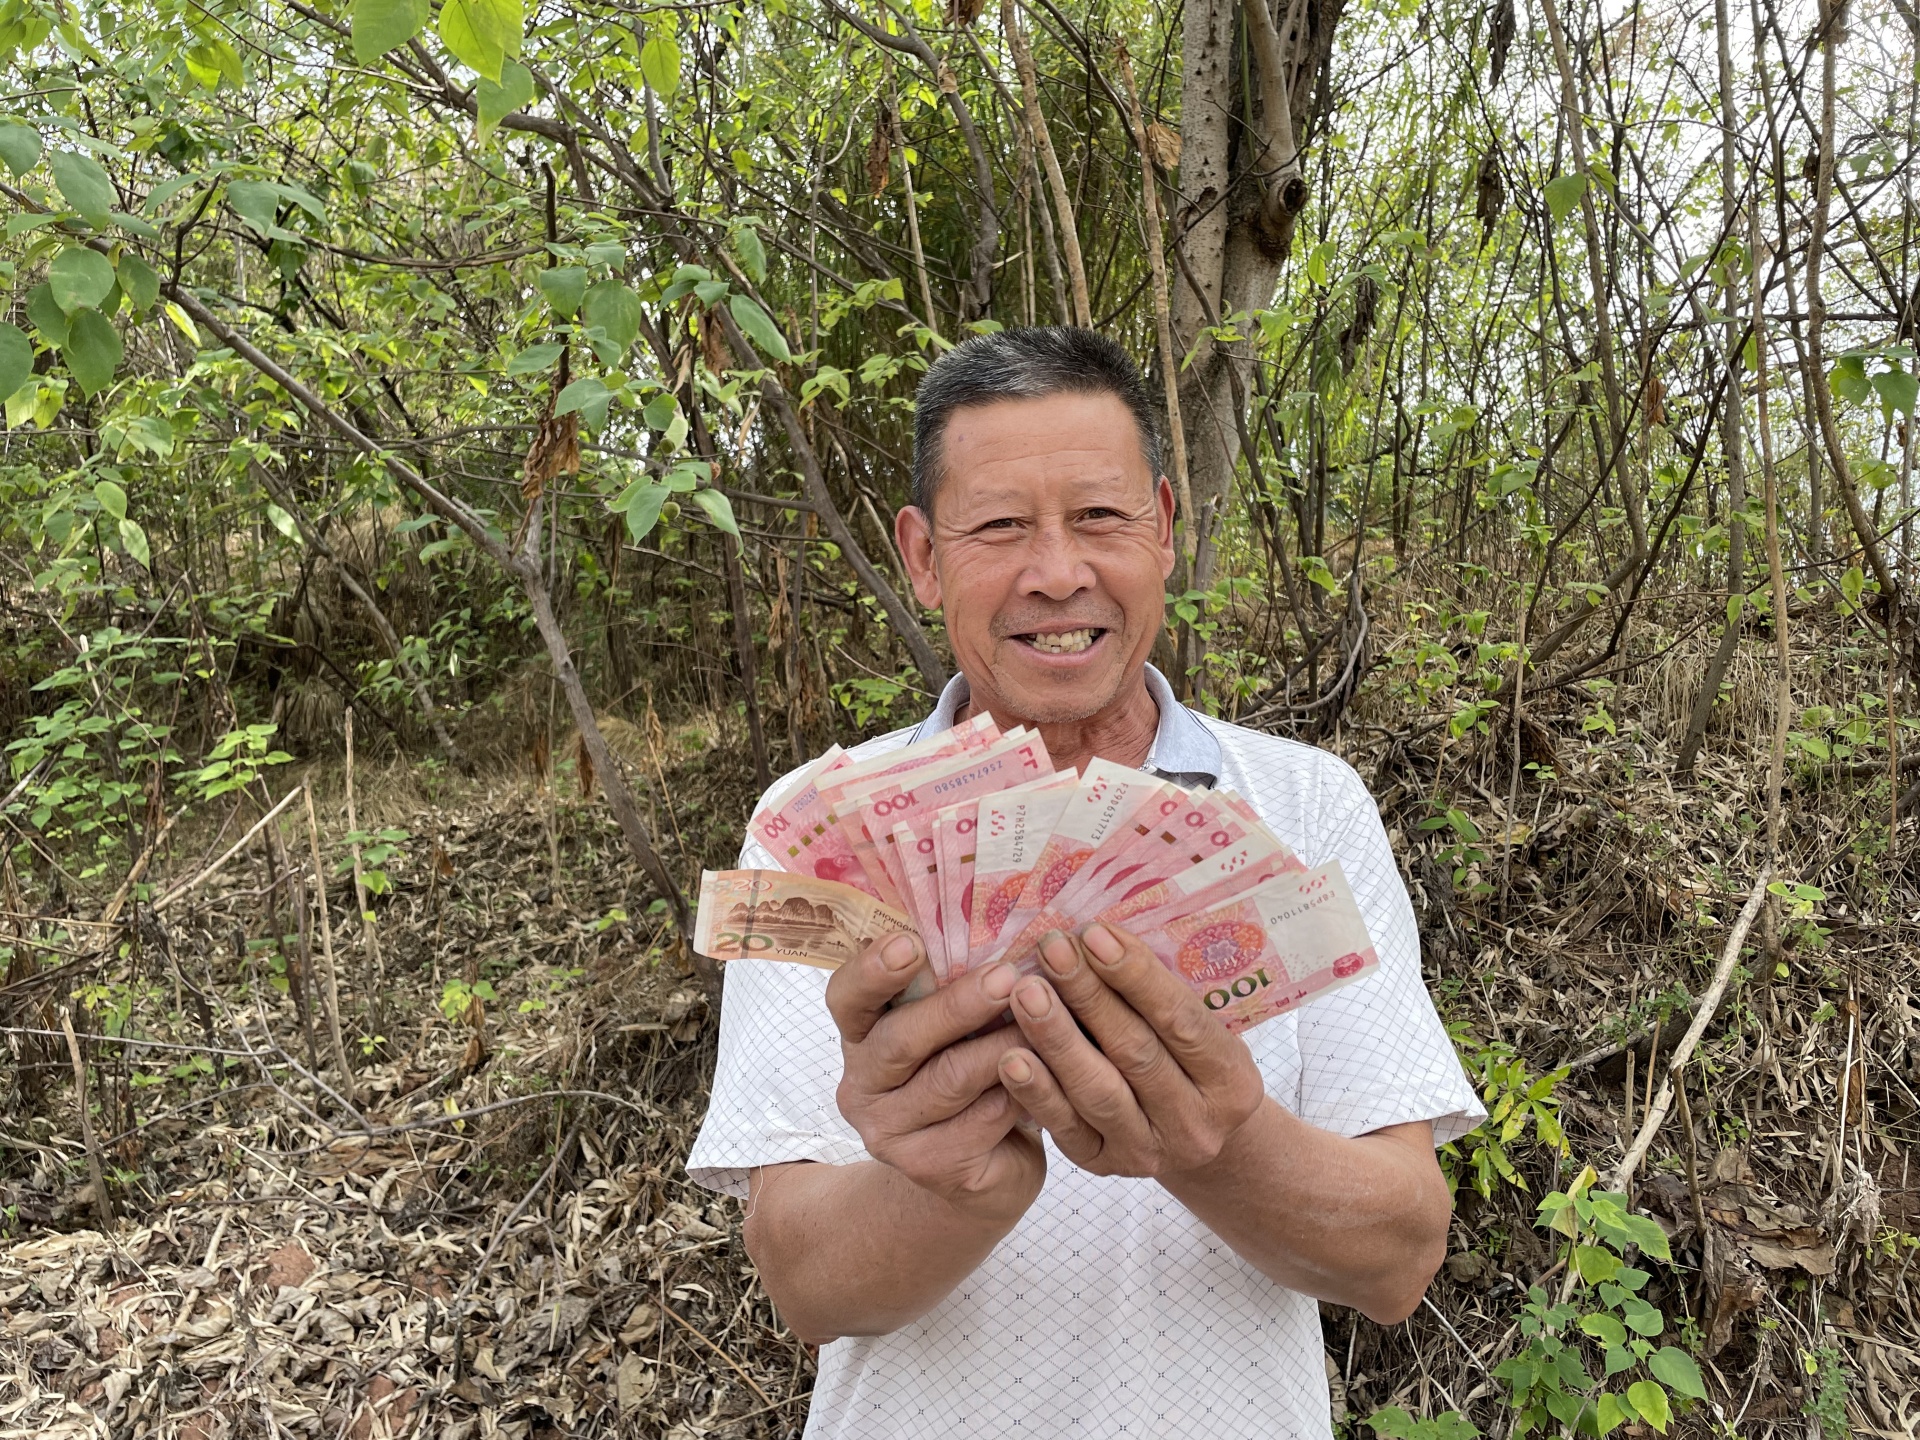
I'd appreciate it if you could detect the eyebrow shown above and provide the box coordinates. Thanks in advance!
[943,471,1145,512]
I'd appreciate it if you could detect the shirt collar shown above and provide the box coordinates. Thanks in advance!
[908,663,1222,787]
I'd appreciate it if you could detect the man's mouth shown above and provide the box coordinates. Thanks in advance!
[1016,627,1106,655]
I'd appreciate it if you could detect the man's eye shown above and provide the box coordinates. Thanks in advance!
[977,517,1022,531]
[1081,508,1125,522]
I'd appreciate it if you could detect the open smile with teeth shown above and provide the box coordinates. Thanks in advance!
[1019,628,1105,655]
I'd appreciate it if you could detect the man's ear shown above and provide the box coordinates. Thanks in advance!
[895,504,944,609]
[1154,476,1177,581]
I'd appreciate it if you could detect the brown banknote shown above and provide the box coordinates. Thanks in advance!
[694,869,914,970]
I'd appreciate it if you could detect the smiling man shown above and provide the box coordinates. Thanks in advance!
[687,327,1483,1439]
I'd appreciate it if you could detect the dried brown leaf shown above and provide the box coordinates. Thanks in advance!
[1144,122,1182,170]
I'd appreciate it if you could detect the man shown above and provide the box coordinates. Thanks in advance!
[688,327,1483,1438]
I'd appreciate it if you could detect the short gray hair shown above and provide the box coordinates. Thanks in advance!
[909,326,1163,518]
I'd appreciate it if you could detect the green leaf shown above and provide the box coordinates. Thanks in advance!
[1622,1301,1666,1337]
[49,150,115,226]
[555,376,610,414]
[1648,1347,1706,1400]
[226,180,296,240]
[640,393,675,431]
[0,122,41,176]
[116,252,159,313]
[475,58,535,138]
[0,323,31,402]
[506,342,565,376]
[1873,367,1918,419]
[554,375,612,429]
[1594,1394,1630,1437]
[729,293,790,363]
[658,262,711,303]
[1840,564,1866,607]
[581,280,641,351]
[538,265,587,317]
[1545,173,1588,223]
[615,478,670,542]
[25,284,67,347]
[641,32,681,97]
[184,37,245,89]
[119,415,173,458]
[1363,1408,1417,1440]
[1829,353,1872,404]
[691,487,738,536]
[1615,1213,1672,1261]
[118,517,150,569]
[1544,1389,1586,1427]
[1573,1245,1621,1284]
[1626,1381,1670,1433]
[729,222,768,284]
[351,0,429,62]
[64,307,122,395]
[49,247,115,313]
[93,479,128,519]
[802,364,851,407]
[5,381,44,430]
[1579,1313,1627,1347]
[663,459,708,491]
[1306,239,1335,286]
[266,503,300,540]
[439,0,521,81]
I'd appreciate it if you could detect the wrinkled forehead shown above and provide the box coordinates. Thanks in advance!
[935,394,1156,518]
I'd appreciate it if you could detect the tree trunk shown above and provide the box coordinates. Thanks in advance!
[1171,0,1350,592]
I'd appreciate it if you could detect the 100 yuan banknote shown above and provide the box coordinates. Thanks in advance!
[1138,862,1377,1031]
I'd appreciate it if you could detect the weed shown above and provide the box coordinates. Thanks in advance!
[1802,1346,1850,1440]
[1493,1166,1707,1435]
[1441,1028,1569,1197]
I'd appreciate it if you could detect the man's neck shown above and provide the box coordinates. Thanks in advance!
[956,672,1161,777]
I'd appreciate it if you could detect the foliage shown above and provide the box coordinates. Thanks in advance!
[1365,1407,1480,1440]
[1494,1167,1707,1437]
[1802,1346,1851,1440]
[339,826,410,896]
[439,977,497,1025]
[1441,1028,1569,1197]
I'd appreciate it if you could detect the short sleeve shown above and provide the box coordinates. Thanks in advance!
[684,812,873,1197]
[1294,760,1485,1145]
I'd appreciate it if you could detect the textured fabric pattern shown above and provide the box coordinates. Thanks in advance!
[687,686,1485,1440]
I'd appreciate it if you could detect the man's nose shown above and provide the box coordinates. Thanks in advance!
[1016,522,1097,600]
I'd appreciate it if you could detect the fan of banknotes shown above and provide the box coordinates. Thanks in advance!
[693,714,1381,1033]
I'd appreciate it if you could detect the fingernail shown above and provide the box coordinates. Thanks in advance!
[1039,930,1077,977]
[1082,922,1124,965]
[981,963,1017,1000]
[883,934,919,970]
[1017,979,1053,1018]
[1002,1053,1034,1084]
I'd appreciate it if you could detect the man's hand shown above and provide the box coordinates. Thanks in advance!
[993,921,1265,1177]
[992,919,1450,1321]
[828,932,1045,1219]
[744,937,1049,1343]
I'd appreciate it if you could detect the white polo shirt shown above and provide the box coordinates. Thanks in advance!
[687,667,1483,1439]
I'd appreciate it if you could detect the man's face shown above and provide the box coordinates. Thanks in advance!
[895,392,1176,726]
